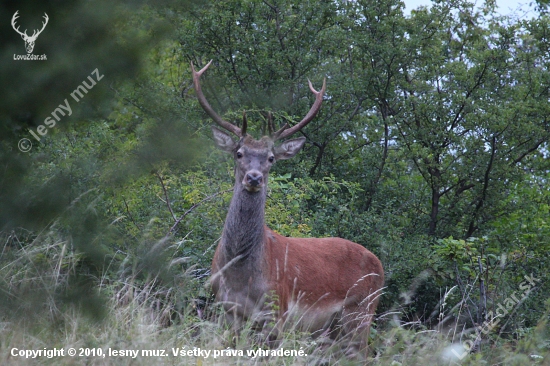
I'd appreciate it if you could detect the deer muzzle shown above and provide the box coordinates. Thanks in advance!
[244,171,263,192]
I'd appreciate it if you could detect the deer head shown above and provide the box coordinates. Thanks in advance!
[191,60,326,192]
[12,11,49,54]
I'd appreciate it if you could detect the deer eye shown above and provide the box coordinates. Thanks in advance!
[268,156,275,163]
[236,152,243,159]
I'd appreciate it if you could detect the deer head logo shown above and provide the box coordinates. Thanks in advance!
[11,11,49,54]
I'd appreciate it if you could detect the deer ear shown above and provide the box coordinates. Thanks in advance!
[274,137,306,160]
[212,127,237,153]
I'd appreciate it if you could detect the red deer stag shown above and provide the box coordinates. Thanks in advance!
[191,60,384,357]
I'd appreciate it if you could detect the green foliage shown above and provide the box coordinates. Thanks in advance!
[267,173,314,237]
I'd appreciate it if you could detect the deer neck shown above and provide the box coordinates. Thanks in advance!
[221,181,267,265]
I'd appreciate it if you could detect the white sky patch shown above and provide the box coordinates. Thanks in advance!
[403,0,537,18]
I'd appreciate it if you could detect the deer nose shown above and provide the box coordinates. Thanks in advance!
[246,172,263,187]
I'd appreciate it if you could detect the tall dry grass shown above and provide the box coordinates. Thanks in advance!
[0,231,548,365]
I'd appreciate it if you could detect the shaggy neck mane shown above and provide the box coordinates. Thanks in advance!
[221,182,266,264]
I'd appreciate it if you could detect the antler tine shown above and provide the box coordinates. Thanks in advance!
[241,111,248,136]
[266,113,274,135]
[32,13,49,38]
[38,13,49,34]
[11,11,26,37]
[274,78,326,141]
[191,60,243,137]
[272,122,289,140]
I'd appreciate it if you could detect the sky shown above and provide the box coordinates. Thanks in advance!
[403,0,537,17]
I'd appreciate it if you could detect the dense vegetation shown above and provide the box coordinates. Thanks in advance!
[1,0,549,364]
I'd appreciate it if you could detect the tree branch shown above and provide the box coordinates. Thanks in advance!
[511,136,548,165]
[167,188,232,237]
[155,172,176,222]
[123,197,141,231]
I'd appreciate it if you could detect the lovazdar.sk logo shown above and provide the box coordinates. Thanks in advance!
[12,10,48,60]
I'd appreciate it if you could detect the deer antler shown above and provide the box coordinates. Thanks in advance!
[272,78,326,141]
[191,61,325,140]
[11,11,48,40]
[191,60,245,137]
[30,13,49,40]
[11,11,26,38]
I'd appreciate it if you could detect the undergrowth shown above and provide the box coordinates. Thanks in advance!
[0,230,548,365]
